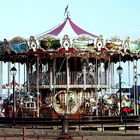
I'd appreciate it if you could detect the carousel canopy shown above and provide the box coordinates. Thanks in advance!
[0,14,140,64]
[36,16,98,39]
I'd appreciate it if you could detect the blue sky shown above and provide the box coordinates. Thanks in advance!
[0,0,140,92]
[0,0,140,40]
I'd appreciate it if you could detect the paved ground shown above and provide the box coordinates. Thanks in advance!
[0,135,139,140]
[0,128,140,140]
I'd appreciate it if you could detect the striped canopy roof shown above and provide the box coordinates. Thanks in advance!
[37,17,98,39]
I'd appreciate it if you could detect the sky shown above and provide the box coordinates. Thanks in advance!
[0,0,140,95]
[0,0,140,40]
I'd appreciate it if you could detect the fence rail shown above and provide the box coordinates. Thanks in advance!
[29,71,106,86]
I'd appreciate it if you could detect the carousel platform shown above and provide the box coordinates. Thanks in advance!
[0,115,139,129]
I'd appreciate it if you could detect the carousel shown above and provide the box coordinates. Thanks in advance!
[0,12,140,119]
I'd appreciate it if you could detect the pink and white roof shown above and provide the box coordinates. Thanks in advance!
[36,16,98,39]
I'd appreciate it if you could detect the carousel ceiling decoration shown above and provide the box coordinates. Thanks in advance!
[10,36,29,53]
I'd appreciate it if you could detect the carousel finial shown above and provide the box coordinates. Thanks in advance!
[64,5,70,18]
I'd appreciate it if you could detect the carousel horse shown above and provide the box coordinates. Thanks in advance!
[101,94,133,116]
[82,96,97,114]
[117,95,132,114]
[89,97,97,113]
[39,97,53,117]
[102,94,119,116]
[83,98,91,113]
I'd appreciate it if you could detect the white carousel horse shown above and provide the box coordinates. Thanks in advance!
[103,94,113,105]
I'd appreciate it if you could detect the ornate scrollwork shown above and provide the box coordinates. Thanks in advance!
[0,39,11,54]
[95,35,104,51]
[29,36,38,51]
[10,36,28,53]
[123,37,130,51]
[62,35,71,50]
[10,36,26,44]
[40,34,61,50]
[53,90,79,115]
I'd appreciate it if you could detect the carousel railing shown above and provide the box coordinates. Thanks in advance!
[29,72,50,85]
[29,71,106,87]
